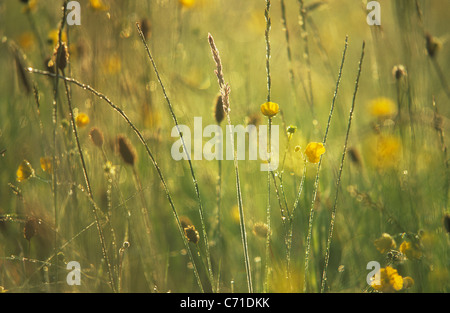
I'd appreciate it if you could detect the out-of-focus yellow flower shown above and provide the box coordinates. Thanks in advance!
[304,142,325,163]
[367,134,401,169]
[369,97,397,118]
[75,113,90,128]
[47,29,67,46]
[371,266,403,293]
[17,160,35,182]
[102,54,122,75]
[89,0,109,11]
[270,261,303,292]
[399,241,422,260]
[260,102,279,118]
[179,0,195,8]
[18,32,35,51]
[374,233,396,254]
[231,205,240,224]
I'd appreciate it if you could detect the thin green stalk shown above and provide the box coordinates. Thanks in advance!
[321,41,365,293]
[136,23,214,291]
[51,0,68,291]
[303,36,348,292]
[216,158,222,243]
[432,97,449,215]
[264,0,272,293]
[297,0,314,117]
[280,0,297,104]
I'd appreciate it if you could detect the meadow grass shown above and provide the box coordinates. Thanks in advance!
[0,0,449,293]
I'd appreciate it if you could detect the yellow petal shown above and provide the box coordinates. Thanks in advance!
[75,113,90,127]
[17,160,35,182]
[304,142,325,163]
[260,102,280,118]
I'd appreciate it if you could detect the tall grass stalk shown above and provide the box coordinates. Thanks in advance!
[279,0,297,104]
[264,0,273,293]
[297,0,314,117]
[136,23,214,291]
[208,33,253,293]
[28,68,205,293]
[321,41,365,293]
[51,0,68,290]
[303,36,348,292]
[432,96,449,215]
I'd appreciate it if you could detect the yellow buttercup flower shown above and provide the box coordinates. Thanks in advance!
[366,134,401,169]
[17,160,35,182]
[369,97,397,118]
[304,142,325,163]
[371,266,403,293]
[75,113,90,128]
[374,233,396,254]
[260,101,279,118]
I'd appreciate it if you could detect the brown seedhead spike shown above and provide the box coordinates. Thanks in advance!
[51,41,69,71]
[214,94,224,124]
[116,135,137,166]
[89,127,104,148]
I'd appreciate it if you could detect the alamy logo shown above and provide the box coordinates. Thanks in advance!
[170,117,279,171]
[367,1,381,25]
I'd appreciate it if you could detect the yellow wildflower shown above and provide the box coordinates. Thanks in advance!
[369,97,397,118]
[399,241,422,260]
[18,32,35,51]
[40,156,53,174]
[17,160,35,182]
[371,266,403,293]
[366,134,401,169]
[75,113,90,128]
[374,233,396,254]
[89,0,109,11]
[304,142,325,163]
[179,0,195,8]
[260,101,280,118]
[103,54,122,75]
